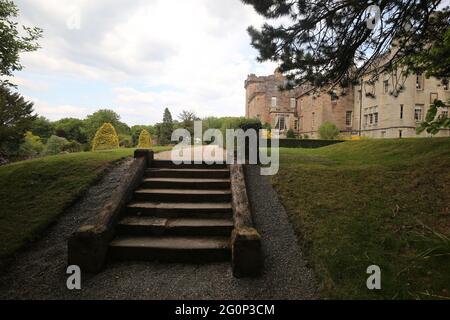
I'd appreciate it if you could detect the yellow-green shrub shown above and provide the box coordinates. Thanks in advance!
[92,123,119,151]
[137,129,152,148]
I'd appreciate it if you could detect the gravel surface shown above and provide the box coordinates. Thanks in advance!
[0,164,318,300]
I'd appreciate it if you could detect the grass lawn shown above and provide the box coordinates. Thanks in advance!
[0,147,170,261]
[272,138,450,299]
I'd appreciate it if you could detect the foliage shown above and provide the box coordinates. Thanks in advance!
[402,28,450,80]
[417,100,450,135]
[202,116,225,132]
[243,0,449,88]
[137,129,152,148]
[237,117,262,131]
[131,125,154,145]
[262,122,272,131]
[118,134,133,148]
[84,109,129,143]
[91,123,120,151]
[0,0,43,87]
[157,107,174,145]
[0,86,35,156]
[53,117,87,144]
[62,140,83,153]
[19,131,44,157]
[409,28,450,134]
[286,128,296,139]
[178,110,199,136]
[30,116,53,142]
[319,122,340,140]
[44,135,69,155]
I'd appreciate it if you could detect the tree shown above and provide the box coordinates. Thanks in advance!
[62,140,83,153]
[118,134,133,148]
[178,110,199,136]
[408,28,450,134]
[0,86,36,156]
[319,122,340,140]
[137,129,152,148]
[158,108,174,145]
[53,117,87,144]
[19,131,44,157]
[417,100,450,135]
[402,28,450,80]
[45,135,69,155]
[0,0,43,87]
[243,0,449,89]
[91,123,119,151]
[31,116,54,142]
[84,109,127,143]
[130,125,155,145]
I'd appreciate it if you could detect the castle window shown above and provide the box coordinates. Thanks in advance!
[290,98,296,109]
[369,113,373,125]
[279,117,285,130]
[400,104,404,119]
[312,112,315,129]
[345,111,352,127]
[374,111,379,124]
[399,130,403,138]
[383,80,389,93]
[271,97,277,108]
[414,106,423,122]
[416,73,424,90]
[275,115,287,130]
[294,120,299,130]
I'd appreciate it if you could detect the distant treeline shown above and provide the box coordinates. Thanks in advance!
[1,99,261,163]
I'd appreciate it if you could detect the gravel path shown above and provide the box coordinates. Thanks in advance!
[0,164,318,299]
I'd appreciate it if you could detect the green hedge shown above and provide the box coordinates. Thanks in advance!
[261,139,344,148]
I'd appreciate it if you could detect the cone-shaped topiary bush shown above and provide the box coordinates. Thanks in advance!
[92,123,120,151]
[137,129,152,148]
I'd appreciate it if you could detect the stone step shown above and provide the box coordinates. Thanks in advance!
[126,201,232,218]
[151,160,228,169]
[141,177,231,190]
[109,236,231,263]
[133,188,232,203]
[116,216,234,236]
[145,168,230,179]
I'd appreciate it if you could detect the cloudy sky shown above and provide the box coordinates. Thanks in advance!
[12,0,277,125]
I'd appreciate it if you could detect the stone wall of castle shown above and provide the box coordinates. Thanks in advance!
[354,71,450,138]
[298,86,355,139]
[245,70,301,137]
[245,69,450,139]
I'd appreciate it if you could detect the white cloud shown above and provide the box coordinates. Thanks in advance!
[13,0,277,125]
[5,76,49,92]
[28,97,89,120]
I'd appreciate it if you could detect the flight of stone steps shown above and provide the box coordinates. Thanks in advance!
[108,160,233,263]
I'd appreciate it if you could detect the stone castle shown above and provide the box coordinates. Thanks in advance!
[245,69,450,139]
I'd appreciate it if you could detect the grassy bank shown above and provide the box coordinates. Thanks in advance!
[0,147,170,260]
[273,138,450,299]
